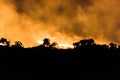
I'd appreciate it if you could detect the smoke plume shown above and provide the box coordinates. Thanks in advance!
[0,0,119,47]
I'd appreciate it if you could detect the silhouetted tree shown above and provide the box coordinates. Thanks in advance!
[80,39,94,46]
[6,41,10,47]
[43,38,50,47]
[12,41,24,48]
[73,42,80,48]
[50,42,58,48]
[0,38,10,47]
[109,43,117,49]
[118,45,120,49]
[79,39,87,46]
[0,38,7,43]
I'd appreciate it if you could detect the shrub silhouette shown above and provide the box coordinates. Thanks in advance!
[109,43,117,47]
[50,42,58,48]
[0,37,10,47]
[80,39,94,46]
[73,39,95,48]
[11,41,24,48]
[43,38,50,47]
[73,42,80,48]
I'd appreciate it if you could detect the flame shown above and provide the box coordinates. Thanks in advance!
[36,34,77,49]
[37,39,74,49]
[0,0,119,48]
[57,43,74,49]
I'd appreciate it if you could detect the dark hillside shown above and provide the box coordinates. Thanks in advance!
[0,38,120,72]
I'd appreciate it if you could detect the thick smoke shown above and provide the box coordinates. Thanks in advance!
[0,0,119,47]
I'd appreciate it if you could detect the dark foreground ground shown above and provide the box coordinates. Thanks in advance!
[0,44,120,73]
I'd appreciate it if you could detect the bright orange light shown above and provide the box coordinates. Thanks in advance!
[57,43,74,49]
[0,0,118,48]
[37,39,74,49]
[37,40,43,45]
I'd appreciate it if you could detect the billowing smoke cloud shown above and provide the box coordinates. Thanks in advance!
[0,0,119,47]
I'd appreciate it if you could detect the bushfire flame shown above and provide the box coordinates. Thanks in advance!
[0,0,119,48]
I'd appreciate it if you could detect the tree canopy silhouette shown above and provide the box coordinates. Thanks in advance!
[0,37,10,47]
[73,39,95,48]
[79,39,94,46]
[43,38,50,47]
[11,41,24,48]
[50,42,58,48]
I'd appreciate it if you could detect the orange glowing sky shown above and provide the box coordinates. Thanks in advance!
[0,0,119,48]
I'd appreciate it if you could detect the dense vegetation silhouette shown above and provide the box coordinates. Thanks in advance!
[1,37,120,72]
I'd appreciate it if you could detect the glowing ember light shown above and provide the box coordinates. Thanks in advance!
[58,43,74,49]
[37,39,74,49]
[0,43,6,46]
[0,0,119,48]
[37,40,43,45]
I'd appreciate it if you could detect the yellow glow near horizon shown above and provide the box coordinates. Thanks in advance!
[37,39,74,49]
[57,43,74,49]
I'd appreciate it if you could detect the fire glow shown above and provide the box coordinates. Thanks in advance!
[0,0,119,48]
